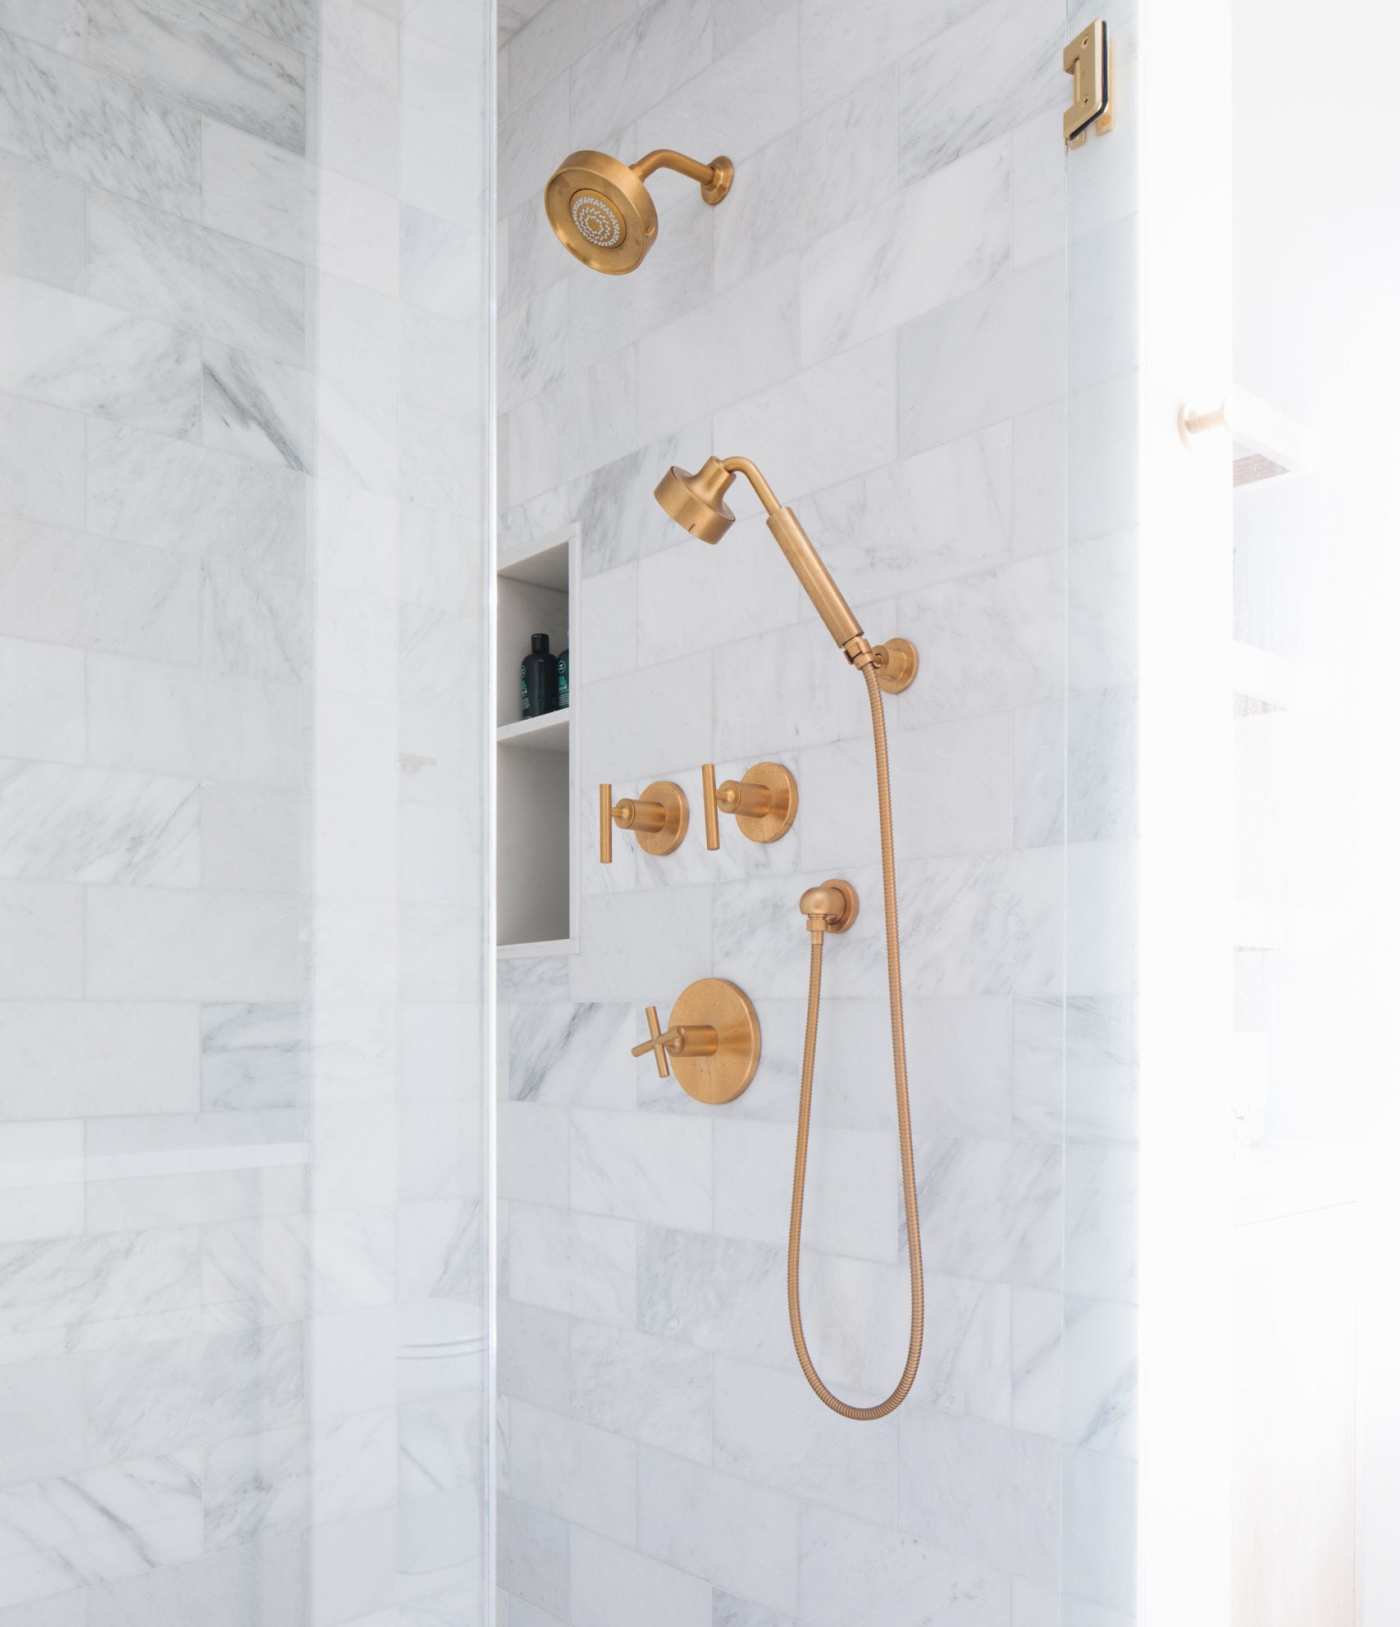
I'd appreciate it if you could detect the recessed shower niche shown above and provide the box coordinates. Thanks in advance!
[496,526,579,952]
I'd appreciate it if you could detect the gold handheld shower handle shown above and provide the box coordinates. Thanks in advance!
[701,761,799,849]
[630,1004,720,1078]
[598,780,689,863]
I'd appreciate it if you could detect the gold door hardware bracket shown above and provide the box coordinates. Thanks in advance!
[701,761,799,848]
[598,780,689,863]
[1063,19,1112,148]
[630,978,761,1104]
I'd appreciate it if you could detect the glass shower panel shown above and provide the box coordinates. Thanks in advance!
[0,2,494,1623]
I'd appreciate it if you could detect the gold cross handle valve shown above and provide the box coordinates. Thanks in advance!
[628,978,762,1104]
[701,761,799,849]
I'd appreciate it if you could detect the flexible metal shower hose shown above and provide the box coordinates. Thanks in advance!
[786,664,925,1419]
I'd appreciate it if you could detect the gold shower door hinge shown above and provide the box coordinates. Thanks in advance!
[1063,19,1113,147]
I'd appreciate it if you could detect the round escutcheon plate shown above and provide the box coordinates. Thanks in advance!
[668,977,761,1104]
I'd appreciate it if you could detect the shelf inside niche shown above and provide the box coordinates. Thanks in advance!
[496,526,577,956]
[498,709,569,751]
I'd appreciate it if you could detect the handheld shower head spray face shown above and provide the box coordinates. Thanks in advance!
[545,148,734,275]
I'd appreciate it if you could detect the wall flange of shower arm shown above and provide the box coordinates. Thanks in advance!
[545,148,734,274]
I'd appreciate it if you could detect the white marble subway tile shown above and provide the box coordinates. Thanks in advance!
[570,1108,712,1231]
[396,1196,483,1305]
[1058,1295,1135,1455]
[203,1210,391,1322]
[573,421,708,575]
[0,1,84,56]
[497,72,569,219]
[1065,840,1133,997]
[1063,1140,1135,1302]
[1067,532,1135,692]
[914,1133,1061,1287]
[637,1226,790,1368]
[399,1091,480,1201]
[715,333,896,506]
[0,760,198,886]
[1067,216,1136,393]
[400,1388,483,1502]
[898,850,1064,998]
[86,192,306,366]
[631,5,799,165]
[798,0,971,111]
[1009,1285,1060,1436]
[1013,994,1134,1145]
[1066,686,1135,842]
[0,276,200,437]
[714,1355,898,1522]
[507,1003,635,1107]
[322,0,399,97]
[902,995,1016,1140]
[0,517,201,665]
[577,563,638,684]
[798,713,1014,874]
[0,1451,203,1607]
[715,68,898,295]
[498,1493,569,1619]
[637,512,805,663]
[0,637,85,763]
[898,0,1063,186]
[570,1317,712,1462]
[83,0,307,152]
[801,137,1011,365]
[1062,1446,1135,1614]
[714,1119,897,1263]
[1011,109,1066,268]
[498,1297,571,1413]
[898,551,1064,727]
[1011,398,1065,559]
[571,884,712,1004]
[504,1106,569,1210]
[0,1355,84,1488]
[498,0,556,43]
[204,1424,308,1549]
[638,256,800,441]
[0,880,82,997]
[0,1182,83,1243]
[499,277,568,412]
[714,1590,792,1627]
[713,618,867,762]
[82,1533,309,1627]
[308,56,398,194]
[0,1225,199,1339]
[569,0,712,150]
[0,31,202,218]
[802,421,1013,604]
[506,343,637,504]
[1067,378,1136,546]
[202,339,312,470]
[800,1503,1008,1626]
[201,558,307,681]
[712,862,883,1003]
[905,1272,1013,1423]
[0,392,84,530]
[202,117,309,260]
[87,655,304,787]
[86,419,306,574]
[898,1408,1059,1582]
[1013,700,1064,849]
[898,254,1066,455]
[402,96,483,223]
[0,154,84,289]
[638,1446,799,1617]
[507,1200,637,1326]
[572,1525,711,1627]
[402,205,479,320]
[200,783,302,894]
[86,887,303,1002]
[504,0,630,111]
[502,1395,636,1544]
[0,1003,198,1120]
[85,1162,306,1234]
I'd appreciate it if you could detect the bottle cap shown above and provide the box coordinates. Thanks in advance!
[530,633,550,653]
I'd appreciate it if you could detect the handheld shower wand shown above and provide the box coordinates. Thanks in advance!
[655,456,924,1420]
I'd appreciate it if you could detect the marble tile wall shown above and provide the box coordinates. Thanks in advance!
[0,1,493,1623]
[497,1,1139,1624]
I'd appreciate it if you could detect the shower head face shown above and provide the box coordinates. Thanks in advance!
[654,460,737,543]
[544,151,658,274]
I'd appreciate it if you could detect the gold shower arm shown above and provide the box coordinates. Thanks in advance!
[720,457,782,515]
[630,149,733,204]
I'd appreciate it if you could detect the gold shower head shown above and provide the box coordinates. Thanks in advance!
[544,148,734,275]
[654,458,737,542]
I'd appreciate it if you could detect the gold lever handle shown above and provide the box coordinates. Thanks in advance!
[598,780,690,863]
[700,761,798,849]
[631,1005,671,1077]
